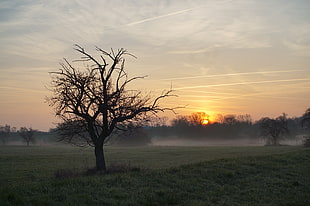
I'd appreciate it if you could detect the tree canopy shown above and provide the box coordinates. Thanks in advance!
[47,45,175,171]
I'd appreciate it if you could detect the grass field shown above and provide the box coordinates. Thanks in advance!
[0,145,309,205]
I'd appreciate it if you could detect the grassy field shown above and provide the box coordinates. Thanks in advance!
[0,145,309,205]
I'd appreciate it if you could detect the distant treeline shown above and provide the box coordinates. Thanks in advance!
[145,112,308,144]
[0,125,57,145]
[1,109,310,146]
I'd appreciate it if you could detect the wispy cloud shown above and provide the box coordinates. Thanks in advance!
[174,78,310,90]
[126,7,197,26]
[184,93,265,103]
[0,86,46,94]
[162,69,304,81]
[179,85,307,103]
[168,48,214,54]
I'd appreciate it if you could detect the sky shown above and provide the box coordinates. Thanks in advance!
[0,0,310,131]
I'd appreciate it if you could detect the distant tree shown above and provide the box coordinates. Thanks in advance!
[19,127,35,146]
[0,124,11,145]
[11,127,17,133]
[171,115,190,128]
[258,113,289,145]
[150,116,168,127]
[236,114,252,125]
[214,114,225,124]
[301,108,310,147]
[301,108,310,130]
[47,45,175,172]
[189,112,209,126]
[223,115,237,125]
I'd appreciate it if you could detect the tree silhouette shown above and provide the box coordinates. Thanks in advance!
[19,127,35,146]
[301,108,310,147]
[258,113,289,145]
[223,115,237,125]
[301,108,310,130]
[189,112,209,126]
[47,45,175,171]
[0,125,10,145]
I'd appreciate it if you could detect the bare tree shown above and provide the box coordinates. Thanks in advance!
[214,114,225,124]
[223,115,237,125]
[19,127,35,146]
[301,108,310,147]
[47,45,175,171]
[258,113,289,145]
[171,115,190,128]
[0,124,11,145]
[189,112,209,126]
[236,114,252,125]
[301,108,310,130]
[146,116,168,127]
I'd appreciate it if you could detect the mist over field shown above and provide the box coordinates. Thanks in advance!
[1,135,304,147]
[1,111,307,147]
[151,136,306,147]
[151,137,263,147]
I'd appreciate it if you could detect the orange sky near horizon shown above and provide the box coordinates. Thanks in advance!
[1,0,310,131]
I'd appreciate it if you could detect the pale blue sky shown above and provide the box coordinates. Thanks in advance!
[0,0,310,130]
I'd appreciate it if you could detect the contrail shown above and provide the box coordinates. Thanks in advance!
[184,92,277,103]
[125,1,235,27]
[0,86,46,94]
[162,69,305,81]
[174,78,310,90]
[126,7,195,26]
[183,86,306,104]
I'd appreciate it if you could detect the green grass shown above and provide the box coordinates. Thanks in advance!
[0,145,309,205]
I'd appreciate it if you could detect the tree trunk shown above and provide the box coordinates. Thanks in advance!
[95,144,106,172]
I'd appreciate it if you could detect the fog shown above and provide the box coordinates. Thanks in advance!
[3,140,64,147]
[1,126,306,147]
[150,136,305,147]
[151,137,264,147]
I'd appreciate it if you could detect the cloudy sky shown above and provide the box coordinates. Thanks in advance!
[1,0,310,131]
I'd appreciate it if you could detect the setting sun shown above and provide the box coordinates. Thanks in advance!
[202,119,209,125]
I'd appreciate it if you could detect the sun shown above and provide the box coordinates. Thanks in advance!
[202,119,209,125]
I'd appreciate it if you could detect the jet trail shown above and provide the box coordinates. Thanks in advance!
[162,69,305,81]
[0,86,46,94]
[174,78,310,90]
[126,8,195,26]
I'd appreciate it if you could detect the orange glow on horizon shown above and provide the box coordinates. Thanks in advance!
[202,119,209,125]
